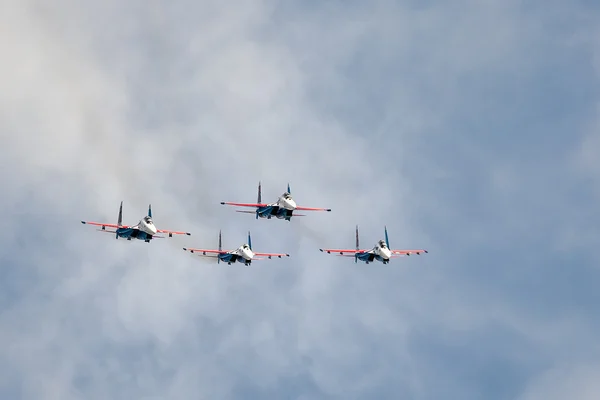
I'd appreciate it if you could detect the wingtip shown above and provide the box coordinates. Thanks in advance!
[286,254,290,257]
[326,209,332,212]
[319,249,323,252]
[186,232,191,236]
[182,247,187,251]
[81,221,86,224]
[220,202,225,205]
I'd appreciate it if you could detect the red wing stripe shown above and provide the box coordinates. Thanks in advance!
[220,202,268,208]
[81,221,125,228]
[253,252,290,257]
[295,206,332,211]
[319,249,365,254]
[183,248,228,254]
[391,249,429,255]
[157,229,191,235]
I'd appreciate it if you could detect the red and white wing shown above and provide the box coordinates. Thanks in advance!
[220,202,268,208]
[319,248,367,257]
[390,249,428,256]
[157,229,191,236]
[253,252,290,259]
[183,247,228,258]
[234,210,307,216]
[295,206,332,212]
[81,221,129,229]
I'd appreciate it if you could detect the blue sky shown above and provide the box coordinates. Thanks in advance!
[2,0,600,399]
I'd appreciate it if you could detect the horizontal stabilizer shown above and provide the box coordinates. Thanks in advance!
[189,253,220,258]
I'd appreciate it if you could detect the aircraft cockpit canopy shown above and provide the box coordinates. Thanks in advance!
[282,192,291,199]
[243,244,250,249]
[144,216,153,223]
[379,240,387,248]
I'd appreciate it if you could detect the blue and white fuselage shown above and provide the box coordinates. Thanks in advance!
[217,244,255,265]
[81,202,191,243]
[115,216,158,242]
[320,226,428,264]
[221,182,331,221]
[256,192,298,221]
[356,240,393,264]
[184,230,290,266]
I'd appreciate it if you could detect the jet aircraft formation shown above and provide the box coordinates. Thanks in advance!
[81,182,428,266]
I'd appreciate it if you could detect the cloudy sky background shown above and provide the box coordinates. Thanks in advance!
[2,0,600,398]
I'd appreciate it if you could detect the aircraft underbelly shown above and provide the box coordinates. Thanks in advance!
[220,253,237,263]
[117,228,152,241]
[258,206,276,218]
[117,227,134,238]
[357,252,374,262]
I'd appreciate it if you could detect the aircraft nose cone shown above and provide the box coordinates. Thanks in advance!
[149,224,157,235]
[287,199,297,209]
[382,248,391,259]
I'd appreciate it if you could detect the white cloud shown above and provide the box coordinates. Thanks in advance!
[518,364,600,400]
